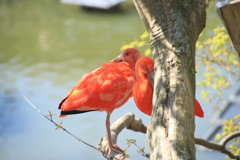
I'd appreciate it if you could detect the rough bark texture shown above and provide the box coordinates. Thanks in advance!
[133,0,206,160]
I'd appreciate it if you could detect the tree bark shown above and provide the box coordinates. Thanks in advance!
[133,0,206,160]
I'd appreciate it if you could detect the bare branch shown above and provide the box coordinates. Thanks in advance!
[24,95,239,160]
[23,96,101,153]
[100,112,239,160]
[195,131,240,160]
[97,112,148,160]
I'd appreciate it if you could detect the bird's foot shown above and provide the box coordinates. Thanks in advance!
[105,144,124,154]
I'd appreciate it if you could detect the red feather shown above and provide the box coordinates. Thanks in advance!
[133,57,204,118]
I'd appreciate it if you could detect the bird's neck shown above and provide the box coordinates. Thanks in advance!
[126,61,136,70]
[136,70,148,82]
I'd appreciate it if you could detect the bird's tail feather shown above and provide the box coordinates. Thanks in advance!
[60,109,99,117]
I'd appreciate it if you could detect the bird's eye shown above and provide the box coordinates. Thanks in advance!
[125,52,129,55]
[146,67,150,70]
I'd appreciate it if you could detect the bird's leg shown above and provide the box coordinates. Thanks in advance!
[106,113,113,148]
[105,113,123,153]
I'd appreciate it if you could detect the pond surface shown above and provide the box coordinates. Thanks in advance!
[0,0,230,160]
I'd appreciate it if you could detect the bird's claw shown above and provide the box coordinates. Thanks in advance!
[105,144,124,154]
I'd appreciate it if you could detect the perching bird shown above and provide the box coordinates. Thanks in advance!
[59,48,142,152]
[132,57,204,117]
[132,57,154,116]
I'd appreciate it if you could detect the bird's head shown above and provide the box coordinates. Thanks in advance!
[111,48,142,69]
[135,57,154,77]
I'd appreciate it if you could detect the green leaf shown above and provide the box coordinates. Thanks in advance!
[144,48,151,56]
[236,148,240,156]
[214,133,221,142]
[138,147,145,154]
[55,121,63,130]
[234,114,240,119]
[201,90,210,100]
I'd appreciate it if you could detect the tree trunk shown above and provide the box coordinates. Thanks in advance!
[133,0,206,160]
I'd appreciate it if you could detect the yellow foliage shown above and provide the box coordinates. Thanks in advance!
[121,31,150,55]
[214,114,240,158]
[144,48,152,56]
[196,26,240,107]
[122,25,240,160]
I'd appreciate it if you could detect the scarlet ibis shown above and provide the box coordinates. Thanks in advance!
[59,48,142,152]
[132,57,204,118]
[132,57,154,116]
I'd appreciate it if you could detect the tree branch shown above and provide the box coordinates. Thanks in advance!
[100,112,240,160]
[97,112,148,160]
[197,53,240,78]
[195,131,240,160]
[23,95,121,160]
[23,95,99,150]
[24,94,239,160]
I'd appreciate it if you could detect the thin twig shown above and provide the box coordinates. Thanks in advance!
[24,95,240,160]
[132,142,150,158]
[197,53,240,78]
[23,95,99,150]
[23,95,123,160]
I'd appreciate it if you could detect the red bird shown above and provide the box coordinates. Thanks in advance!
[132,57,204,117]
[59,48,142,152]
[132,57,154,116]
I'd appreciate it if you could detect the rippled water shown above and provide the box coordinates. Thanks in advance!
[0,0,228,160]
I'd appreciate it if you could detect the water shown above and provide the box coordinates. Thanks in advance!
[0,0,233,160]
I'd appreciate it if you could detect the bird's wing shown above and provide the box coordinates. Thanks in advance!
[59,62,135,114]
